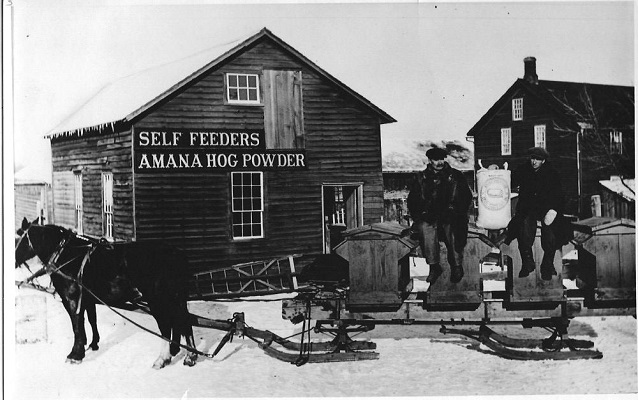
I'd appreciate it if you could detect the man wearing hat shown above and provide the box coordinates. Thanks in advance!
[506,146,567,280]
[407,147,473,284]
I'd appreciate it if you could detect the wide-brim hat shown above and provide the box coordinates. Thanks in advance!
[527,146,549,160]
[426,147,448,160]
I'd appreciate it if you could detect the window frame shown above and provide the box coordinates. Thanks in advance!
[534,124,546,148]
[501,127,512,155]
[226,73,261,105]
[73,171,83,234]
[102,172,114,240]
[610,130,623,154]
[512,98,523,121]
[231,171,264,240]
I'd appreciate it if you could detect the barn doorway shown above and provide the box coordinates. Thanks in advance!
[322,184,363,253]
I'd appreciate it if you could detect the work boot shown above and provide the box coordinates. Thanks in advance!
[450,265,464,283]
[426,263,443,284]
[540,251,557,281]
[518,249,536,278]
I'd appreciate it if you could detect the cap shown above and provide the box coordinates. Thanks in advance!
[527,147,549,160]
[426,147,448,160]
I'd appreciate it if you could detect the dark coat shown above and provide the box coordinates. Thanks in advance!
[511,160,564,220]
[407,162,473,246]
[507,160,573,246]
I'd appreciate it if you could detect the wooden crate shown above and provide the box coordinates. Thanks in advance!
[334,222,417,312]
[424,229,488,311]
[572,217,635,307]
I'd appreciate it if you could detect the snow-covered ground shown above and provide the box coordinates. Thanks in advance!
[8,263,638,399]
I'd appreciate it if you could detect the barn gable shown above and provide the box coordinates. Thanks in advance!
[48,28,395,275]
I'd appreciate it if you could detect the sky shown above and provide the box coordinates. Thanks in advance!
[5,0,635,182]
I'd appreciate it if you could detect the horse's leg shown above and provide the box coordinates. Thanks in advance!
[59,287,87,363]
[85,300,100,351]
[182,322,198,367]
[178,303,198,367]
[152,315,173,369]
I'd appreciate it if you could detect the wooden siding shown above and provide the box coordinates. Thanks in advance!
[14,184,53,229]
[133,38,384,274]
[52,171,75,228]
[472,89,581,215]
[50,131,134,239]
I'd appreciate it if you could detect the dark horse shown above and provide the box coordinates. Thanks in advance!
[15,219,198,369]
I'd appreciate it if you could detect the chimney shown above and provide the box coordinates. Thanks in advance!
[523,56,538,85]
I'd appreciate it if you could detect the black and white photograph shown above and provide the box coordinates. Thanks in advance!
[5,0,636,398]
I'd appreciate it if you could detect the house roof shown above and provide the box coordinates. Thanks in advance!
[599,176,635,202]
[466,78,634,137]
[47,28,395,139]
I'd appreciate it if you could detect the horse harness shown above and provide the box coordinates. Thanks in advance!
[19,228,101,313]
[17,227,218,360]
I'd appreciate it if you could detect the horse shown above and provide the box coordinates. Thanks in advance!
[15,220,198,369]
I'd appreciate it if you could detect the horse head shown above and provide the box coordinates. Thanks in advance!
[15,222,69,269]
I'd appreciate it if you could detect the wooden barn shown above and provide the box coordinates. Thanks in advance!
[46,28,395,277]
[14,166,53,230]
[466,57,634,217]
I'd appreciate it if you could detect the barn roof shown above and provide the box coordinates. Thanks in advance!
[47,28,395,139]
[466,78,634,137]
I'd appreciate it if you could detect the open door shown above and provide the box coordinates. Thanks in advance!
[322,184,363,253]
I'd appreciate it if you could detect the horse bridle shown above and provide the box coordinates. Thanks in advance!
[17,227,90,285]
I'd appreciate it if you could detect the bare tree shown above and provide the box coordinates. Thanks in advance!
[550,84,635,200]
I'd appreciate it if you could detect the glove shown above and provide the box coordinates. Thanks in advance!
[544,209,557,226]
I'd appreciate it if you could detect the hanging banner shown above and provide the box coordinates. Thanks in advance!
[133,128,307,171]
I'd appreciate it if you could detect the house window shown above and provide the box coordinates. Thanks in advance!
[226,73,260,104]
[610,130,623,154]
[534,125,546,148]
[501,128,512,155]
[102,172,114,240]
[512,98,523,121]
[74,171,83,234]
[231,171,264,239]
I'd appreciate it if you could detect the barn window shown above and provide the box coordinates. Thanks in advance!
[226,73,260,104]
[610,130,623,154]
[512,98,523,121]
[231,172,264,239]
[501,128,512,155]
[74,171,83,234]
[534,125,546,148]
[263,70,304,149]
[102,172,114,240]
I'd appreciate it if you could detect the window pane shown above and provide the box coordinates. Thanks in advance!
[228,75,237,86]
[238,75,247,86]
[239,88,248,100]
[248,75,257,87]
[252,173,261,185]
[248,88,258,101]
[229,89,238,101]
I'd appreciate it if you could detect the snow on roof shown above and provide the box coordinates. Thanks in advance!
[47,28,395,139]
[46,36,246,138]
[600,176,635,201]
[15,164,51,185]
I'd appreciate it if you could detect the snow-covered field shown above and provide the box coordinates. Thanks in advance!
[8,264,638,399]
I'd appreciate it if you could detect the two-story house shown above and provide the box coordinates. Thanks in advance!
[466,57,634,217]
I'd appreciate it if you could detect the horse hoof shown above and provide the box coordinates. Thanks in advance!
[183,354,198,367]
[152,358,171,369]
[89,344,99,351]
[66,358,82,365]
